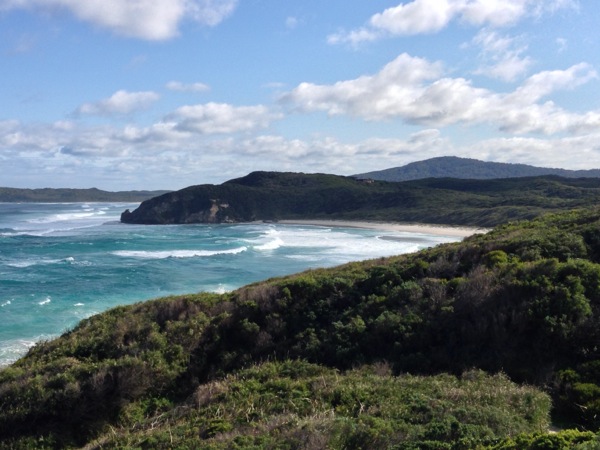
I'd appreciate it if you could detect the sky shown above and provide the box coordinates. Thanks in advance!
[1,0,599,190]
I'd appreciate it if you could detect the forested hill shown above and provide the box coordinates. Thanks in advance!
[354,156,600,182]
[0,187,170,202]
[5,208,600,447]
[121,171,600,227]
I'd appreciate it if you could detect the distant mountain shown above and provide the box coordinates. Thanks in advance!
[0,187,171,202]
[121,171,600,228]
[354,156,600,182]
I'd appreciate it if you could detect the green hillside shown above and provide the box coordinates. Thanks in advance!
[5,209,600,447]
[0,187,170,202]
[121,171,600,227]
[354,156,600,182]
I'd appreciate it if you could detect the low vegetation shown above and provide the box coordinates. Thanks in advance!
[5,208,600,447]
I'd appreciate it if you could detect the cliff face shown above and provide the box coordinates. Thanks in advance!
[121,194,234,224]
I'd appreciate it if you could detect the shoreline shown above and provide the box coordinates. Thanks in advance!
[275,220,489,238]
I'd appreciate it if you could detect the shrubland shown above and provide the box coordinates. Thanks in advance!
[5,208,600,447]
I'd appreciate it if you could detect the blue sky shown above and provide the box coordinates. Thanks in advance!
[1,0,598,190]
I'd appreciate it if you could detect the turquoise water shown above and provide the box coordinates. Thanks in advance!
[0,203,460,366]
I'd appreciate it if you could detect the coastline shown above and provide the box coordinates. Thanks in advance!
[276,220,489,238]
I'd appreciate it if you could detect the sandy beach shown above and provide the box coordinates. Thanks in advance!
[276,220,489,238]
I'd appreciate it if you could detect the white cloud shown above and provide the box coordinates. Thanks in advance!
[327,28,380,46]
[166,81,210,93]
[370,0,457,35]
[459,0,529,27]
[233,131,452,175]
[511,63,597,103]
[471,30,533,82]
[185,0,238,27]
[75,90,160,116]
[469,133,600,170]
[168,102,282,134]
[0,0,238,40]
[3,113,600,190]
[329,0,578,45]
[282,53,599,135]
[281,53,444,121]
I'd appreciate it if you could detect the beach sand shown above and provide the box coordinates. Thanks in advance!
[276,220,489,238]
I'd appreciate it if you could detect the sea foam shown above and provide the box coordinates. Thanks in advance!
[112,247,248,259]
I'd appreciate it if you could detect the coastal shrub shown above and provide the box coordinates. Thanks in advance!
[488,429,600,449]
[79,361,550,449]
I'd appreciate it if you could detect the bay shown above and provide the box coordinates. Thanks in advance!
[0,202,460,366]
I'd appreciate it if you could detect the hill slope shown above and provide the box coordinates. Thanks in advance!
[0,187,170,202]
[4,208,600,447]
[121,171,600,227]
[354,156,600,182]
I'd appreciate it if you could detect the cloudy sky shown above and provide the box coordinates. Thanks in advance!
[1,0,598,190]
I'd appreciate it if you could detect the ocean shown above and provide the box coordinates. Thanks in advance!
[0,202,461,367]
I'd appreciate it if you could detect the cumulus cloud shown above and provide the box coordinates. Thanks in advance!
[0,0,238,40]
[282,53,599,135]
[511,63,597,103]
[167,102,282,134]
[281,53,444,121]
[328,0,578,45]
[166,81,210,93]
[75,90,160,116]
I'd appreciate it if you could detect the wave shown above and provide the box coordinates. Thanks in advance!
[4,221,111,237]
[254,237,284,251]
[112,247,248,259]
[26,211,106,224]
[6,256,80,268]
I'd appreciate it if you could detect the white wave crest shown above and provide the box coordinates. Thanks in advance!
[6,256,77,268]
[112,247,248,259]
[27,211,103,224]
[0,335,57,367]
[254,237,284,251]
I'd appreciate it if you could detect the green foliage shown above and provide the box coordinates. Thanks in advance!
[80,361,551,449]
[121,171,600,227]
[8,208,600,446]
[489,429,600,449]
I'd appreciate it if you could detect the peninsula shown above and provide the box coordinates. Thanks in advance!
[121,171,600,228]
